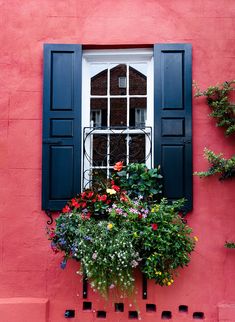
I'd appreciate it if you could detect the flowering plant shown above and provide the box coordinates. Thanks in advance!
[48,162,196,297]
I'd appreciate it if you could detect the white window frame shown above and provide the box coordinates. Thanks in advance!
[82,49,154,189]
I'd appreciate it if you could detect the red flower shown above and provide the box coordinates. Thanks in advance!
[112,184,120,192]
[81,202,87,208]
[138,214,143,219]
[98,194,107,202]
[62,205,70,213]
[49,228,56,238]
[81,192,87,199]
[114,161,123,171]
[111,180,115,185]
[71,198,80,208]
[87,191,94,198]
[151,223,158,231]
[120,193,128,202]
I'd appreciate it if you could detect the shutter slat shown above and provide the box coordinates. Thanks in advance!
[42,44,82,211]
[154,44,192,212]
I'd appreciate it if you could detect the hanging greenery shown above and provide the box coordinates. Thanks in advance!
[194,148,235,180]
[194,80,235,136]
[47,162,196,298]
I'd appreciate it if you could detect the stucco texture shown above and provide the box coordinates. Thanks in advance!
[0,0,235,321]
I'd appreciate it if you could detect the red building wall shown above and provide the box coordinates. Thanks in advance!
[1,1,235,321]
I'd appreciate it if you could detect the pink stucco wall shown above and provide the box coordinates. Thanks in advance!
[1,1,235,321]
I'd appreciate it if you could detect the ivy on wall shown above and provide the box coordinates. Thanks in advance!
[194,80,235,180]
[194,80,235,136]
[194,148,235,180]
[194,80,235,248]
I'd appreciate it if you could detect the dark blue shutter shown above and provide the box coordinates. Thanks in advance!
[42,44,82,211]
[154,44,192,212]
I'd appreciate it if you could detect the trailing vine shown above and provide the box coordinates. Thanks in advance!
[194,80,235,247]
[194,148,235,180]
[225,241,235,249]
[194,80,235,136]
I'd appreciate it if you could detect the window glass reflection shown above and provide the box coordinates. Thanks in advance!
[129,63,147,95]
[110,98,127,126]
[90,98,107,127]
[130,98,147,127]
[90,64,107,96]
[110,64,127,95]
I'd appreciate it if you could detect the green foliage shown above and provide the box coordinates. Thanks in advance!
[47,163,195,298]
[52,214,139,297]
[194,80,235,136]
[114,163,162,202]
[139,199,196,286]
[194,148,235,180]
[225,241,235,249]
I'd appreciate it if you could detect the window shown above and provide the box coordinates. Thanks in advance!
[82,49,153,188]
[42,44,192,212]
[118,76,127,88]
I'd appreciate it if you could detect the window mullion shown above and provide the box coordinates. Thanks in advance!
[126,63,130,166]
[107,63,111,178]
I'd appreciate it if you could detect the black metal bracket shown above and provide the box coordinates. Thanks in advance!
[142,274,147,299]
[45,210,54,225]
[83,276,88,299]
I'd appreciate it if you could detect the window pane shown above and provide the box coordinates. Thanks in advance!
[129,134,146,163]
[130,98,147,127]
[90,98,107,127]
[110,134,126,165]
[90,64,107,95]
[110,64,127,95]
[110,98,127,126]
[92,134,107,166]
[129,64,147,95]
[92,169,108,187]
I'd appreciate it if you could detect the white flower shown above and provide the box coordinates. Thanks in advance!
[92,252,98,260]
[106,188,116,195]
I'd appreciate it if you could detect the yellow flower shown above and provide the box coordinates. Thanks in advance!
[167,281,172,286]
[155,205,160,212]
[107,223,113,230]
[151,205,160,212]
[194,236,199,242]
[106,188,116,195]
[133,232,138,238]
[155,271,162,275]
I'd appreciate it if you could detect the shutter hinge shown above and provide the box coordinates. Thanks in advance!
[183,139,191,144]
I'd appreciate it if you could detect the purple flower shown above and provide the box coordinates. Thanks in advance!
[60,258,67,270]
[129,208,138,214]
[84,236,92,241]
[58,238,67,246]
